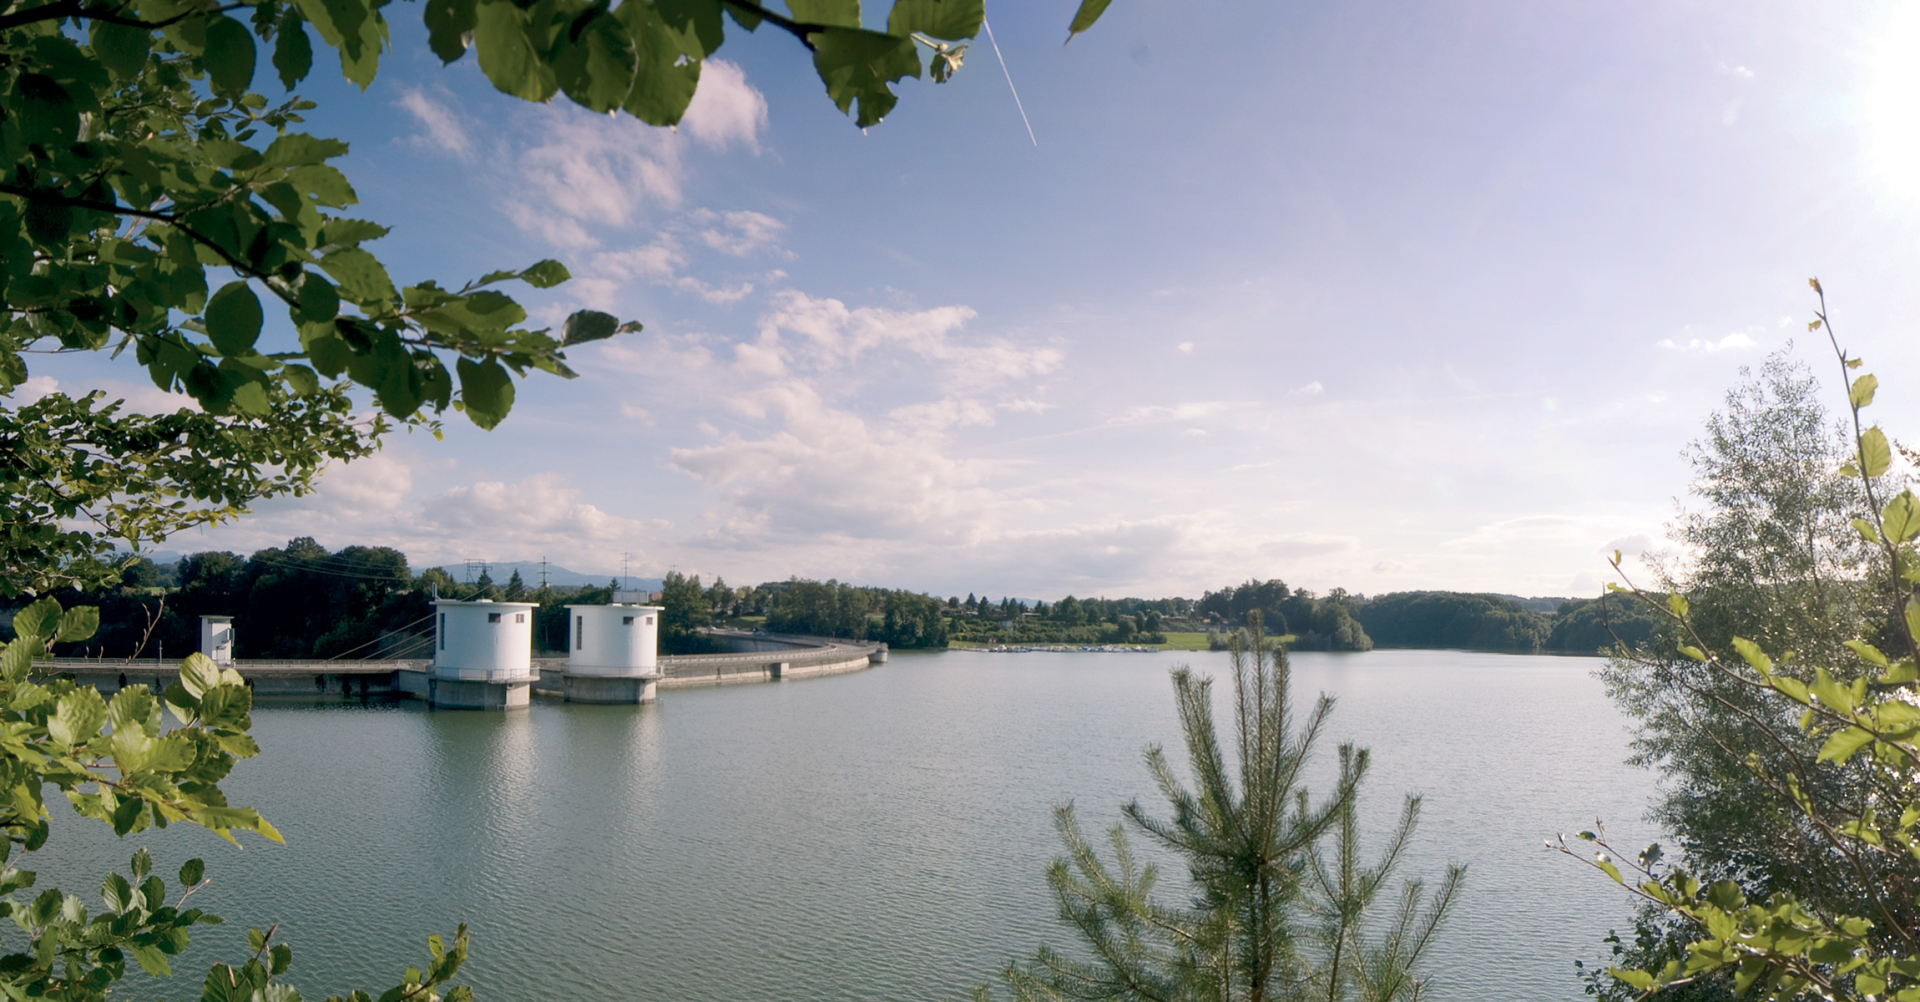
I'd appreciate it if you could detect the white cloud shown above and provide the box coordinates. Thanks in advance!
[396,87,473,157]
[697,209,786,256]
[505,113,686,250]
[1177,341,1194,353]
[1657,329,1759,353]
[745,291,1062,390]
[13,375,58,404]
[680,60,768,151]
[1602,533,1653,556]
[1112,401,1244,425]
[206,467,656,571]
[670,382,1002,544]
[1258,534,1357,559]
[1293,380,1324,396]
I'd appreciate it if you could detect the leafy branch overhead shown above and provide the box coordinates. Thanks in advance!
[0,0,1114,594]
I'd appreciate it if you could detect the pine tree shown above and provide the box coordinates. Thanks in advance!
[981,613,1462,1002]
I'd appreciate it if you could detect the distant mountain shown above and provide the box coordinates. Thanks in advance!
[433,561,662,592]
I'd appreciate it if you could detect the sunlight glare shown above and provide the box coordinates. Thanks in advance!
[1864,4,1920,204]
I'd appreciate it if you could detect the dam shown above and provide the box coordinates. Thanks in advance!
[36,618,887,708]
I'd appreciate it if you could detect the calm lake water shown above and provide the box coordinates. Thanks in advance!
[38,648,1656,1001]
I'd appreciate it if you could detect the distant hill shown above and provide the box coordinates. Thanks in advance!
[1497,595,1575,614]
[433,561,661,591]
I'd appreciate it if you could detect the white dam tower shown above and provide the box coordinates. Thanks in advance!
[428,599,538,709]
[560,601,664,704]
[198,615,234,663]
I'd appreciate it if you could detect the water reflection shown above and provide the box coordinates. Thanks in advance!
[27,651,1649,1002]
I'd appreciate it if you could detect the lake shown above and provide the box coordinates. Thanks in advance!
[37,648,1656,1001]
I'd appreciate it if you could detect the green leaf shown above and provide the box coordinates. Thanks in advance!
[131,847,152,880]
[553,10,638,114]
[887,0,980,39]
[474,0,558,102]
[203,15,258,94]
[319,248,397,304]
[1819,726,1875,763]
[288,165,359,208]
[204,282,264,356]
[129,942,171,976]
[519,260,571,288]
[294,271,341,324]
[1906,598,1920,650]
[1885,491,1920,545]
[295,0,385,88]
[1610,969,1656,991]
[1729,637,1771,674]
[790,0,861,28]
[425,0,477,63]
[13,597,63,639]
[1812,666,1855,713]
[319,218,389,247]
[56,605,99,643]
[179,653,222,699]
[275,11,315,87]
[655,0,724,56]
[1861,426,1892,478]
[1666,593,1688,618]
[263,133,349,169]
[179,858,205,887]
[1066,0,1112,40]
[1846,639,1890,667]
[49,687,107,750]
[1852,517,1881,543]
[616,0,701,126]
[1850,372,1879,409]
[810,27,921,128]
[561,309,620,345]
[455,356,514,430]
[89,20,154,80]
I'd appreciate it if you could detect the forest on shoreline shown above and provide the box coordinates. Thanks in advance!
[0,544,1663,660]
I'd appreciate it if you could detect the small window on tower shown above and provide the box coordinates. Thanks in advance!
[515,613,526,623]
[576,616,585,650]
[438,614,445,650]
[622,616,635,625]
[645,616,654,626]
[487,613,501,623]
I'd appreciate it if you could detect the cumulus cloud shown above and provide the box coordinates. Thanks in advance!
[203,465,656,571]
[1293,380,1324,396]
[12,375,58,405]
[497,60,767,253]
[1602,533,1654,556]
[671,383,1001,544]
[743,291,1062,390]
[679,60,768,151]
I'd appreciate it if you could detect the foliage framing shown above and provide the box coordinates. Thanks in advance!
[0,0,1115,596]
[1563,282,1920,1001]
[0,597,472,1001]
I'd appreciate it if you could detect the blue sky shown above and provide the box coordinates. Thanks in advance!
[32,0,1920,599]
